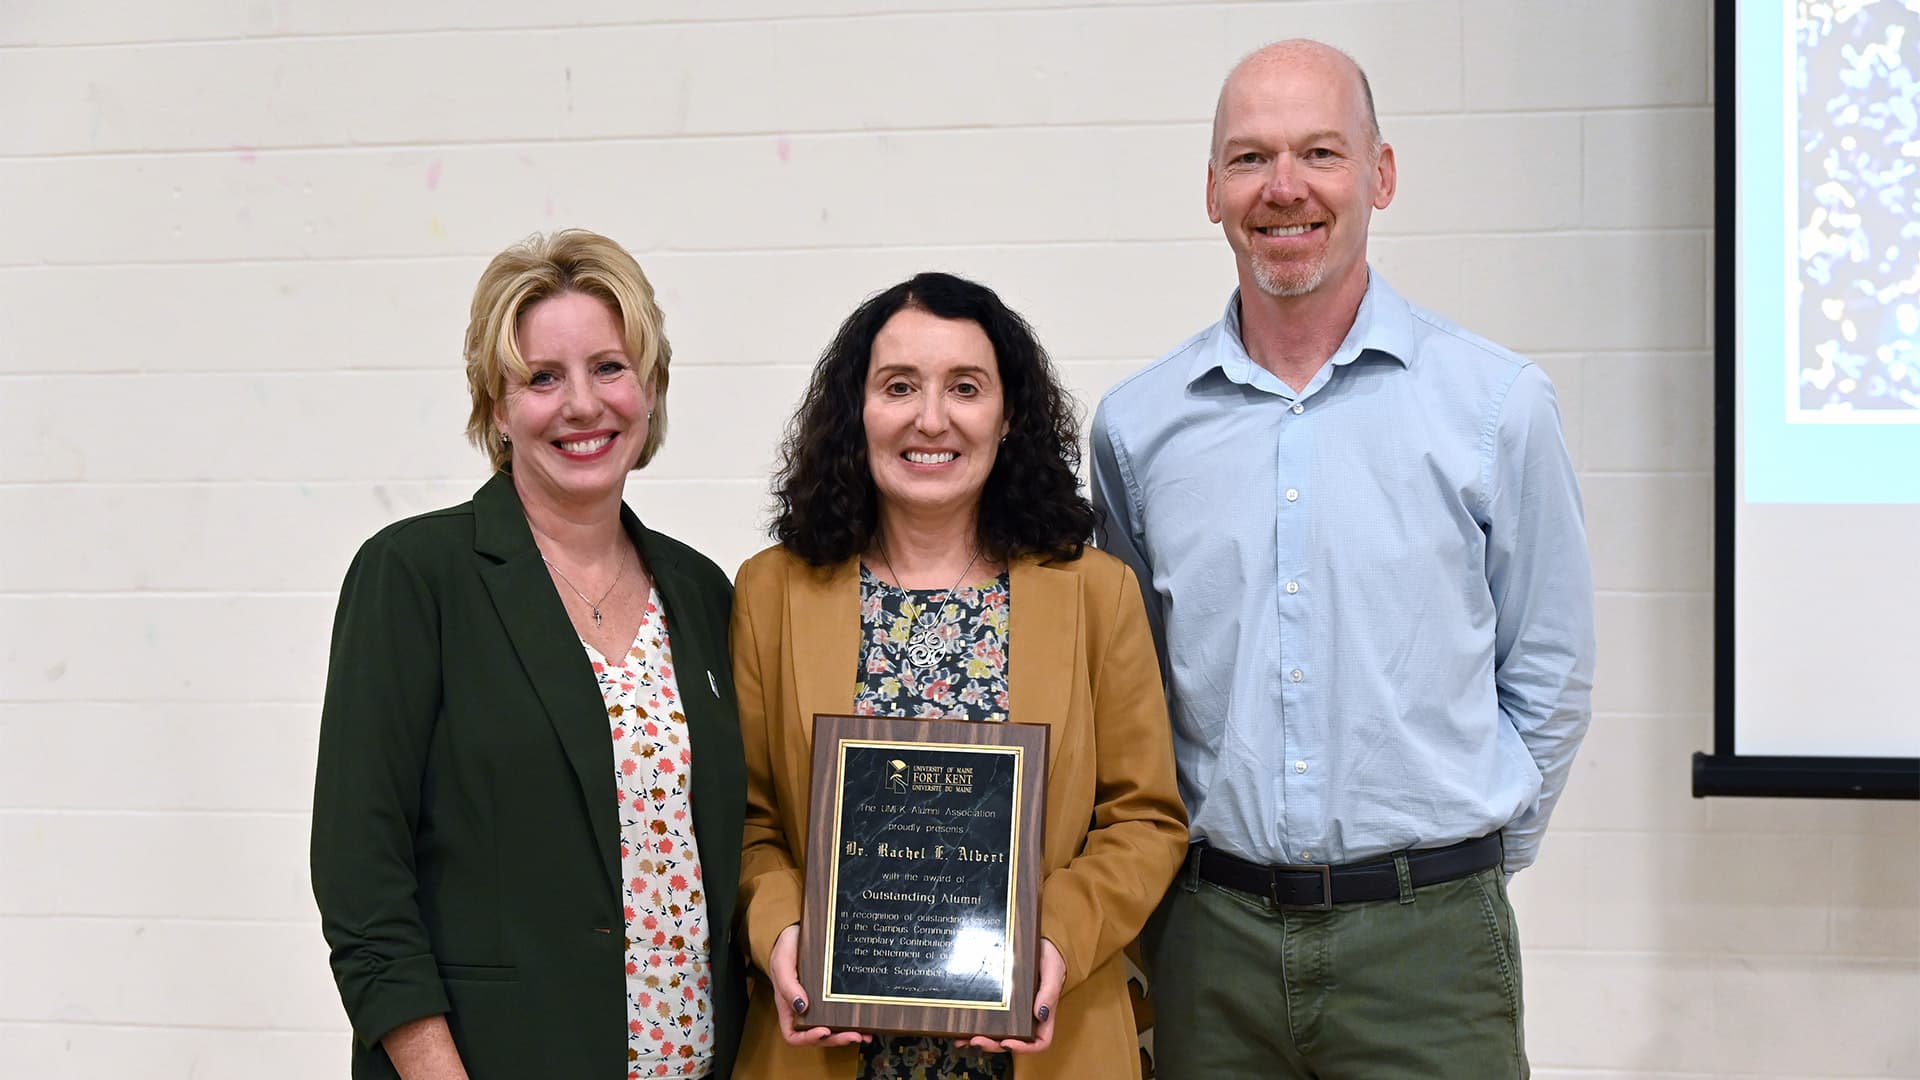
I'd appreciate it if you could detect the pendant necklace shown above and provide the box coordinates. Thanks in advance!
[876,538,981,598]
[543,551,628,627]
[877,537,981,671]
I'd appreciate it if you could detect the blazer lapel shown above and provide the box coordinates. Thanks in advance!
[627,511,717,717]
[1009,557,1077,778]
[788,556,861,749]
[472,473,622,894]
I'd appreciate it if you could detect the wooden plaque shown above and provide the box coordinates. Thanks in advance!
[800,713,1048,1039]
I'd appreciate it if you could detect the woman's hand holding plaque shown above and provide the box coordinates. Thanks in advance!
[770,924,873,1048]
[953,937,1065,1055]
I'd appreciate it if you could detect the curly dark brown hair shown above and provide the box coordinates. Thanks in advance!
[771,272,1096,567]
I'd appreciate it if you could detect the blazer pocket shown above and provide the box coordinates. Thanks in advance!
[437,961,519,983]
[440,973,533,1080]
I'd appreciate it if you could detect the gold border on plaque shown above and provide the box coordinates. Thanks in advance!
[819,737,1024,1011]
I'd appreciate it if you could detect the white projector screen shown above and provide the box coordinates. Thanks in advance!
[1702,0,1920,798]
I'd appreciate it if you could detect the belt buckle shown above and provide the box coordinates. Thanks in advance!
[1271,863,1333,911]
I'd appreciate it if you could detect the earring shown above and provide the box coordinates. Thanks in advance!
[500,430,511,445]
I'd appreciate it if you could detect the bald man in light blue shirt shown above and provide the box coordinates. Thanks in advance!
[1092,40,1593,1079]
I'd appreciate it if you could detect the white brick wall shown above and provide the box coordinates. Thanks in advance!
[2,2,1915,1076]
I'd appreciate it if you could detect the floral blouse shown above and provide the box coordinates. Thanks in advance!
[851,564,1012,1080]
[584,586,714,1079]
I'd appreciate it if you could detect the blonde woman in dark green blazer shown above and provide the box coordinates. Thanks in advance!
[311,231,746,1080]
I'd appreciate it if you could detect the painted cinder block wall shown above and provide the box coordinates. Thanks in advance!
[1,2,1914,1076]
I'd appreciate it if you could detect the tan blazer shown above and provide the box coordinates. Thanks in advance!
[729,544,1188,1080]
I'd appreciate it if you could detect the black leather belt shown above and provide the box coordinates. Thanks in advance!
[1191,834,1502,910]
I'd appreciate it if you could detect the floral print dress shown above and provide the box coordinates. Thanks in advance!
[852,565,1013,1080]
[584,585,715,1079]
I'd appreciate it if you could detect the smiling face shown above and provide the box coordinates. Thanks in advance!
[862,306,1010,531]
[494,290,653,509]
[1207,45,1396,300]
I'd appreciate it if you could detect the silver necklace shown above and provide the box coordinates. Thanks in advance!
[875,538,981,598]
[542,551,628,627]
[876,539,981,671]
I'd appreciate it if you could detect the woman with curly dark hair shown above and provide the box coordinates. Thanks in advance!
[729,272,1188,1080]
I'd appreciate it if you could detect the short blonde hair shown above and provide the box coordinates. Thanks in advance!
[463,229,671,471]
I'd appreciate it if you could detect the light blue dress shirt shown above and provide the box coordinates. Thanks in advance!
[1089,271,1594,874]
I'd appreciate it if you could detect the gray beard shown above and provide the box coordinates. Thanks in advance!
[1251,255,1326,298]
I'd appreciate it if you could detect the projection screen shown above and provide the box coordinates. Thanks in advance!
[1697,0,1920,798]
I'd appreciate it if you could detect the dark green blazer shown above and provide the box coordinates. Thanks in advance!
[311,472,746,1079]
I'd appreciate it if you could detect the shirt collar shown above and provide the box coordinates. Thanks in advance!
[1188,267,1418,391]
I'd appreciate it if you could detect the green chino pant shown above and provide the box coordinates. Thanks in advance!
[1142,849,1528,1079]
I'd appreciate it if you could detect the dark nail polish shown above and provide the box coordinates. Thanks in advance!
[1037,1004,1050,1022]
[792,996,808,1014]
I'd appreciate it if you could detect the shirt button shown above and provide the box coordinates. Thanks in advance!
[1290,668,1304,683]
[1291,403,1304,415]
[1285,580,1300,595]
[1284,488,1300,502]
[1294,760,1308,774]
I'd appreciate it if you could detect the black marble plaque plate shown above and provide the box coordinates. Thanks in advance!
[824,742,1018,1005]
